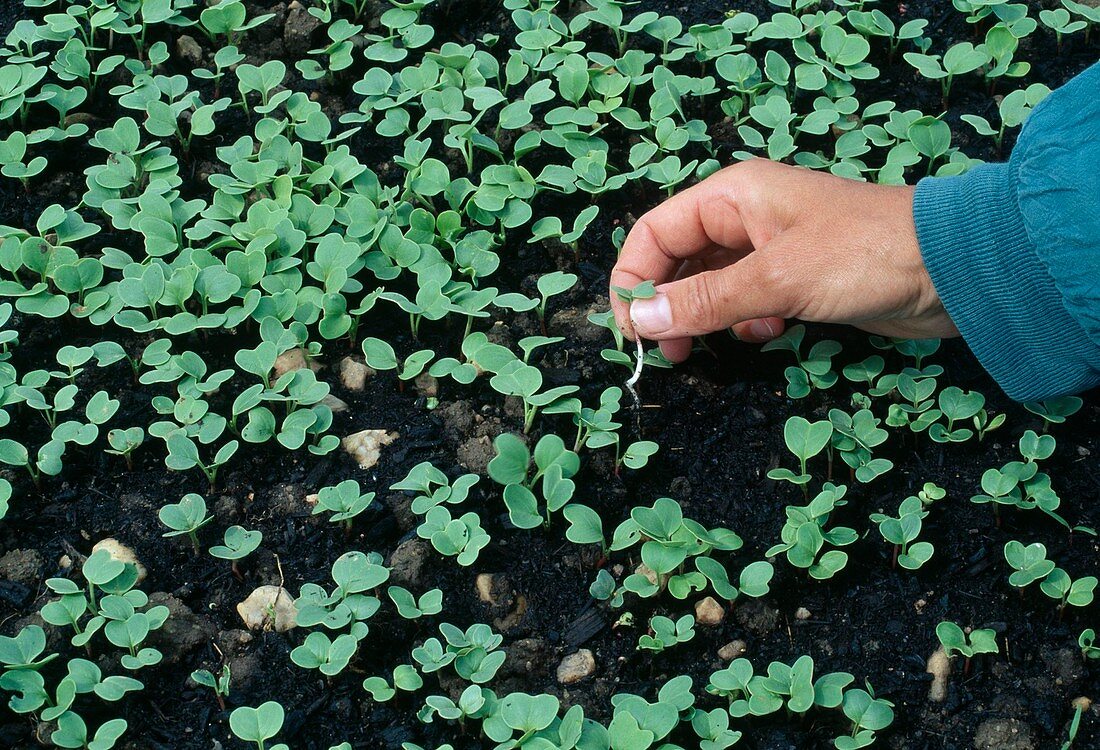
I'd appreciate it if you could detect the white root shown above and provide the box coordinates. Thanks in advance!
[625,336,644,408]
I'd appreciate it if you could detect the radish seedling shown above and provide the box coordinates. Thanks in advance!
[158,493,213,552]
[229,700,287,750]
[1080,630,1100,661]
[190,665,231,711]
[769,415,834,488]
[638,614,695,652]
[488,433,580,528]
[767,483,856,580]
[761,324,842,398]
[209,525,262,577]
[312,479,377,535]
[418,506,491,566]
[870,495,934,570]
[935,621,998,673]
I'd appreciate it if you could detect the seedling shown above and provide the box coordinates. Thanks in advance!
[760,325,842,398]
[488,433,580,528]
[418,506,491,566]
[312,479,377,535]
[191,665,231,711]
[1023,396,1083,430]
[490,359,579,433]
[362,664,424,702]
[904,42,991,106]
[638,614,695,652]
[936,621,998,675]
[200,0,274,46]
[391,462,480,515]
[829,408,892,484]
[768,416,834,489]
[387,586,444,619]
[534,271,577,334]
[105,427,144,470]
[229,701,287,750]
[870,495,934,570]
[158,493,213,553]
[1080,629,1100,661]
[929,386,985,443]
[767,484,856,580]
[209,526,262,578]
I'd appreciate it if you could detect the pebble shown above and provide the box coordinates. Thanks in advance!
[695,596,726,626]
[175,35,203,67]
[926,646,951,703]
[476,573,496,604]
[338,356,374,391]
[795,607,811,620]
[342,429,398,469]
[322,394,348,413]
[91,538,147,584]
[414,373,439,397]
[634,563,659,588]
[556,649,596,684]
[273,347,318,378]
[718,640,747,661]
[236,586,297,633]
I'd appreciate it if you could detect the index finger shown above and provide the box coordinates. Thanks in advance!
[609,167,758,339]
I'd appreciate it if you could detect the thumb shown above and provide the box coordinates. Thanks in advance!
[629,254,790,340]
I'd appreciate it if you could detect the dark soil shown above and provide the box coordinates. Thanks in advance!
[1,3,1098,750]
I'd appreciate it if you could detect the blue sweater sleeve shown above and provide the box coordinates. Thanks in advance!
[912,63,1100,402]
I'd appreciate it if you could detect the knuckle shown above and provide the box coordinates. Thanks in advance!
[627,214,667,257]
[680,273,723,330]
[753,254,797,313]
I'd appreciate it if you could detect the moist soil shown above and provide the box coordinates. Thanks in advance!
[1,2,1098,750]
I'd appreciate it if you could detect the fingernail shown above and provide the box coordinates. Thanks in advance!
[749,318,776,340]
[631,294,672,335]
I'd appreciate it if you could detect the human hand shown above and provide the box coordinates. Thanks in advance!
[609,159,959,363]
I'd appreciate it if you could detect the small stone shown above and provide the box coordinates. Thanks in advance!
[695,596,726,626]
[58,554,72,569]
[304,493,319,507]
[794,607,811,620]
[414,373,439,397]
[273,348,319,378]
[236,586,297,633]
[175,34,203,67]
[91,538,146,584]
[387,538,429,589]
[556,649,596,684]
[634,563,659,588]
[338,356,374,391]
[342,429,398,469]
[63,112,98,128]
[718,640,747,661]
[476,573,496,604]
[322,394,348,413]
[926,646,951,703]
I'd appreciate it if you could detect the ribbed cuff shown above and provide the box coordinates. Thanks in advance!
[914,163,1096,401]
